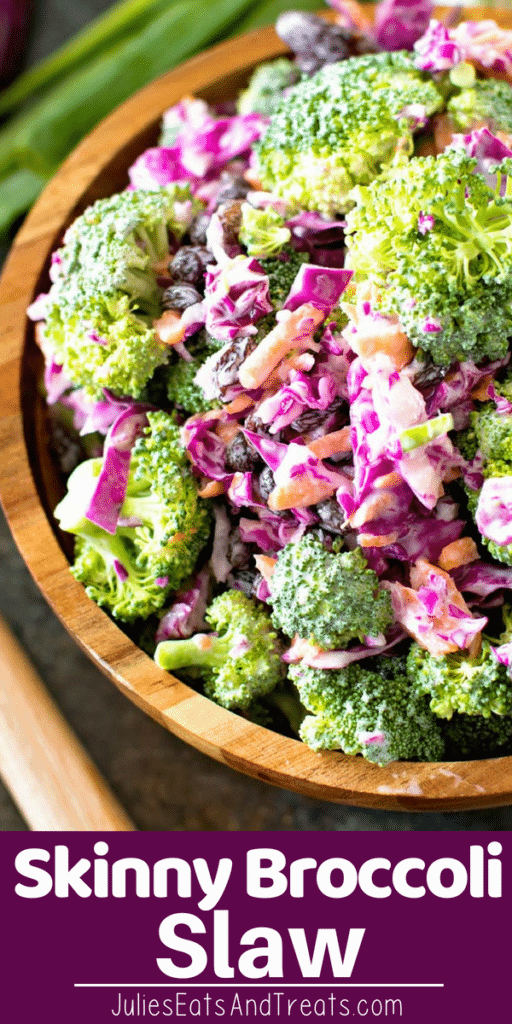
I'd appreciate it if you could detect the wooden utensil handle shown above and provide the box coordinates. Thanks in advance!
[0,617,135,831]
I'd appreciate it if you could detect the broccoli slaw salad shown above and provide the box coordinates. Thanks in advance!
[27,2,512,768]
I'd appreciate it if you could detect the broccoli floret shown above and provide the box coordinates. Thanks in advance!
[154,590,284,709]
[259,249,309,308]
[166,331,222,414]
[54,411,211,622]
[288,659,444,765]
[447,78,512,134]
[237,58,299,117]
[270,534,394,649]
[407,639,512,719]
[49,185,201,318]
[239,203,291,258]
[472,403,512,462]
[345,148,512,365]
[454,423,479,463]
[444,711,512,758]
[459,405,512,564]
[44,294,168,401]
[493,368,512,405]
[255,51,444,216]
[43,185,202,399]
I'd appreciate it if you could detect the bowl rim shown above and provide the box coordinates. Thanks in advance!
[1,6,512,812]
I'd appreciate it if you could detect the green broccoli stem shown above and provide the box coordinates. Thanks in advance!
[120,491,164,526]
[399,413,454,453]
[155,635,230,672]
[77,524,149,599]
[136,223,170,263]
[121,267,161,309]
[501,604,512,642]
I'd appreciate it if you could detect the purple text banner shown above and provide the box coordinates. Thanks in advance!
[0,831,508,1023]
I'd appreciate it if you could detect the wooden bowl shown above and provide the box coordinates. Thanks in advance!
[2,7,512,812]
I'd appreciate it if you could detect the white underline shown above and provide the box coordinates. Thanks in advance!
[74,983,444,989]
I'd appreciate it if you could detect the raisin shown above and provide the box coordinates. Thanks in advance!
[48,417,83,476]
[295,28,350,75]
[316,498,346,534]
[214,175,251,208]
[258,466,275,502]
[292,406,345,436]
[276,12,349,70]
[168,246,212,287]
[189,213,210,246]
[162,283,202,312]
[214,336,257,396]
[227,531,252,569]
[225,432,261,473]
[243,409,265,434]
[231,568,259,597]
[217,200,244,248]
[413,361,449,393]
[275,11,325,54]
[276,10,375,75]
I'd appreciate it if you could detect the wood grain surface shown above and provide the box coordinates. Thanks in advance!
[1,7,512,811]
[0,616,135,830]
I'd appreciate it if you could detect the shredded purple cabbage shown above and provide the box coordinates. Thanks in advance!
[155,569,211,641]
[413,18,462,71]
[130,98,267,192]
[284,264,353,313]
[375,0,433,52]
[85,409,148,535]
[204,256,272,341]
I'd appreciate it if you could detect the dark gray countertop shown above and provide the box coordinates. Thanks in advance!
[1,0,511,831]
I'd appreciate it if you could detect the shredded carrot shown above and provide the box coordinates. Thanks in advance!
[153,309,187,346]
[374,471,402,489]
[244,169,263,190]
[215,420,239,443]
[438,537,479,572]
[307,427,352,460]
[198,479,224,498]
[254,554,277,583]
[350,314,413,369]
[286,635,325,662]
[238,303,324,390]
[410,559,472,620]
[341,282,414,369]
[386,561,484,656]
[471,375,492,401]
[349,489,397,529]
[268,475,337,512]
[282,353,315,374]
[184,409,223,427]
[223,394,254,416]
[196,634,214,652]
[444,466,462,483]
[333,0,372,31]
[358,531,398,548]
[387,582,460,656]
